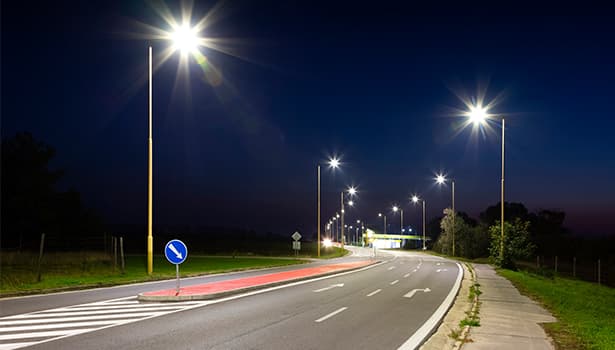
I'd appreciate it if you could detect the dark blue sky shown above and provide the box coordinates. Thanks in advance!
[3,1,615,236]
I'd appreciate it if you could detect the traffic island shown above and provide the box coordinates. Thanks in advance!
[137,260,378,302]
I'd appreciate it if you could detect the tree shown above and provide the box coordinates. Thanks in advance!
[479,202,529,226]
[435,208,489,258]
[489,218,535,269]
[1,132,103,250]
[1,132,63,248]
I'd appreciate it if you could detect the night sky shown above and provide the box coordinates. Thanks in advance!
[3,1,615,237]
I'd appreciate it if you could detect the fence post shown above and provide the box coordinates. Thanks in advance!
[555,256,558,274]
[36,233,46,282]
[573,257,576,278]
[120,237,125,274]
[598,259,601,285]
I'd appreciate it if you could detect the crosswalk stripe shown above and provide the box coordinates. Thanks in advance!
[0,320,119,332]
[0,342,38,350]
[5,306,188,319]
[0,312,166,326]
[0,297,208,349]
[0,328,98,341]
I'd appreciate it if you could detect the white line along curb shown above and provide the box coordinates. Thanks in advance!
[397,262,463,350]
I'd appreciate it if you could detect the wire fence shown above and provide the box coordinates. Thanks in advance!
[517,255,615,287]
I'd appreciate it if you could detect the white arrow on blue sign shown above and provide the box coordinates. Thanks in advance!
[165,239,188,265]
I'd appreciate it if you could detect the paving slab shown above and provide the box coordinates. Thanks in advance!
[463,264,556,350]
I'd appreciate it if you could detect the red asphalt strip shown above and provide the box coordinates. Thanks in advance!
[142,260,373,297]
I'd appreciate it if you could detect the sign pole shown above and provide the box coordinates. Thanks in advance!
[176,264,180,295]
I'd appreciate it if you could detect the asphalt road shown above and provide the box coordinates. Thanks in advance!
[0,248,462,350]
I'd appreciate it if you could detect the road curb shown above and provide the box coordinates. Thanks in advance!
[137,260,381,302]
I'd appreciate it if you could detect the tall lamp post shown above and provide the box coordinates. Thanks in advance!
[341,187,356,246]
[466,104,505,261]
[378,213,387,234]
[412,195,426,250]
[436,174,455,256]
[146,24,202,275]
[317,157,340,257]
[392,205,403,234]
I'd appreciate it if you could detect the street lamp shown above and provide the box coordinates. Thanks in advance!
[317,157,340,257]
[435,173,455,256]
[392,205,403,234]
[466,103,505,261]
[412,195,427,250]
[378,213,387,234]
[146,23,202,275]
[341,186,357,246]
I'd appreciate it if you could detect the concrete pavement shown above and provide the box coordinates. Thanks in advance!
[463,264,556,350]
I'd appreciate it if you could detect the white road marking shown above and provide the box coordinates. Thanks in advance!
[403,288,431,299]
[387,266,396,271]
[366,289,382,297]
[412,268,418,273]
[0,342,38,350]
[398,262,463,350]
[403,273,410,278]
[315,307,348,323]
[0,312,167,326]
[0,321,118,332]
[0,329,98,341]
[0,298,207,349]
[390,280,399,285]
[436,269,448,273]
[313,283,344,292]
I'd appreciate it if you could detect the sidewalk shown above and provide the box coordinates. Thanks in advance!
[463,264,556,350]
[138,260,376,301]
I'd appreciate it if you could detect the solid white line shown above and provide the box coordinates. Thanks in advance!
[403,273,410,278]
[366,289,382,297]
[0,328,98,341]
[0,320,118,332]
[390,280,399,285]
[315,307,348,323]
[397,262,463,350]
[0,341,38,350]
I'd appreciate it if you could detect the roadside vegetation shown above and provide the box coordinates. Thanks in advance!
[499,269,615,350]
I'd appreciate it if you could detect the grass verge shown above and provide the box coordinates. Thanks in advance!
[498,269,615,350]
[1,254,310,296]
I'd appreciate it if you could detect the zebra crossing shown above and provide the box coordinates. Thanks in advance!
[0,297,209,349]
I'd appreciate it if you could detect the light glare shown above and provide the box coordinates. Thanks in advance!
[466,104,488,125]
[172,24,198,54]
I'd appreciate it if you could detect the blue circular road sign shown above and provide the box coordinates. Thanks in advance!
[164,239,188,265]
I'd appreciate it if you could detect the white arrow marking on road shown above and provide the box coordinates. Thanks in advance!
[436,269,448,273]
[403,288,431,299]
[313,283,344,292]
[167,243,183,259]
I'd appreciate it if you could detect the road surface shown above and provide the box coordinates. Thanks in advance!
[0,248,461,350]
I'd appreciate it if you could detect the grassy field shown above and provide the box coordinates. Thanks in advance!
[498,269,615,350]
[1,245,346,296]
